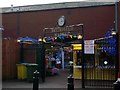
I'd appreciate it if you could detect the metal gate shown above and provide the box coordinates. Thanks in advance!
[84,36,116,88]
[42,24,84,81]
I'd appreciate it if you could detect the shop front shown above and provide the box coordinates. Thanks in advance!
[72,37,116,87]
[72,44,82,79]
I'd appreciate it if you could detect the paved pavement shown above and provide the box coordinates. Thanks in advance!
[2,69,114,90]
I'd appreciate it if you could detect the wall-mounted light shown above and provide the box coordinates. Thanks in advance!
[38,38,42,42]
[17,39,21,43]
[111,27,116,36]
[78,35,82,39]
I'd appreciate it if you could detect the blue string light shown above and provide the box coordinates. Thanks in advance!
[102,29,116,55]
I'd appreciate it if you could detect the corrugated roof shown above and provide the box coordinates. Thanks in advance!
[1,1,115,13]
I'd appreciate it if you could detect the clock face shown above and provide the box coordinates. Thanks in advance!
[58,16,65,27]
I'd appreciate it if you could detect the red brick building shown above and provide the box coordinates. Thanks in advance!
[2,2,115,40]
[2,2,119,80]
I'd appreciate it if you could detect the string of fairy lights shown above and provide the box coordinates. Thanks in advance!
[38,34,82,43]
[95,27,116,55]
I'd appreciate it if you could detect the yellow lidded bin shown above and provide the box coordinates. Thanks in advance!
[17,63,27,80]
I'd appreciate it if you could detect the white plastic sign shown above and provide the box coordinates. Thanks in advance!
[84,40,94,54]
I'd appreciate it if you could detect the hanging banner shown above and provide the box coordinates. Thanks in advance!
[84,40,94,54]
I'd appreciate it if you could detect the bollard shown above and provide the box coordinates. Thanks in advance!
[113,80,120,90]
[67,75,74,90]
[33,70,39,90]
[113,72,120,90]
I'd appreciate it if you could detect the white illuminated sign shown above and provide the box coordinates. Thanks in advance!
[84,40,94,54]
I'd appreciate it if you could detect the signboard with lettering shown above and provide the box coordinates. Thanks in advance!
[84,40,94,54]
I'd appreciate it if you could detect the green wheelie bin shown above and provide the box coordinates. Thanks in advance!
[26,64,38,82]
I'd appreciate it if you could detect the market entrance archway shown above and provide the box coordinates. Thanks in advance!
[41,24,85,87]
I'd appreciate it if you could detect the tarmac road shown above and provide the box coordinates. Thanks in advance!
[2,69,114,90]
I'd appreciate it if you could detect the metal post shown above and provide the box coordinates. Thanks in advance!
[67,75,74,90]
[33,70,39,90]
[61,48,65,70]
[41,42,46,82]
[0,26,4,90]
[113,1,119,89]
[69,62,73,75]
[115,1,119,81]
[38,41,46,82]
[115,33,119,81]
[113,32,119,90]
[81,25,85,88]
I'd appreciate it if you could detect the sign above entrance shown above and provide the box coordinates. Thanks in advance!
[44,24,83,37]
